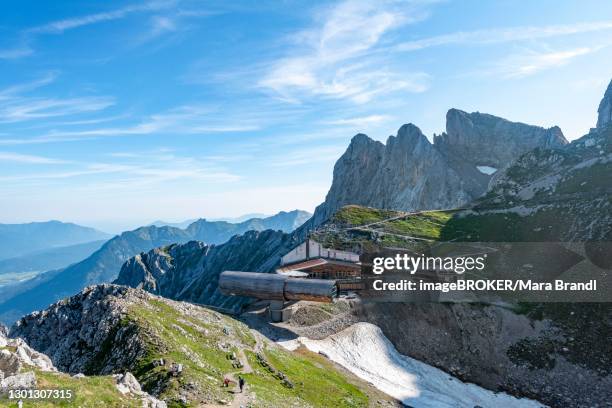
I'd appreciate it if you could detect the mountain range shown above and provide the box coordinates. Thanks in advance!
[151,212,271,228]
[0,209,310,323]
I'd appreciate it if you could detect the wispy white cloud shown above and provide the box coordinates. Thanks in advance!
[0,103,261,145]
[0,45,34,60]
[0,152,240,186]
[494,46,603,79]
[322,114,392,127]
[34,105,260,143]
[0,96,115,124]
[149,15,177,35]
[27,1,176,34]
[4,1,203,58]
[259,0,431,104]
[0,152,69,164]
[0,73,58,99]
[0,73,114,124]
[34,114,129,127]
[395,20,612,51]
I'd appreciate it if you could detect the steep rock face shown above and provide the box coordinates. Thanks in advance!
[597,79,612,129]
[114,230,295,311]
[309,110,567,228]
[439,109,566,166]
[310,134,385,226]
[436,109,566,199]
[369,124,470,212]
[11,285,149,375]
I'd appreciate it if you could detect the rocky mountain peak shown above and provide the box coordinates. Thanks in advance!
[349,132,380,147]
[597,79,612,129]
[305,108,569,229]
[343,133,385,162]
[438,108,567,162]
[392,123,430,151]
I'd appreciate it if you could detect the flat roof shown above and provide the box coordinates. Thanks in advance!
[277,257,361,273]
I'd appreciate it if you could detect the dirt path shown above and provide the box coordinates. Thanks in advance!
[225,348,253,408]
[237,348,253,374]
[205,347,253,408]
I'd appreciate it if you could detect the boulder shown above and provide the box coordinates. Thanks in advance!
[1,371,36,389]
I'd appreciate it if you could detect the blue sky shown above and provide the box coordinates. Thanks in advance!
[1,0,611,232]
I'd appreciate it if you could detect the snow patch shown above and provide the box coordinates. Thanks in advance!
[281,323,544,408]
[276,338,300,351]
[477,165,498,175]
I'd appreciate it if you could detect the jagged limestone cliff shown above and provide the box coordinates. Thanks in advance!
[308,109,567,228]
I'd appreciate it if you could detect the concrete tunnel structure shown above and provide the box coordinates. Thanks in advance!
[219,271,338,303]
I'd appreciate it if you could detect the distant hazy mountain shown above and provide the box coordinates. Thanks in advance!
[150,212,283,228]
[149,219,198,229]
[185,209,311,244]
[0,209,311,323]
[0,240,106,286]
[209,213,270,223]
[0,221,110,260]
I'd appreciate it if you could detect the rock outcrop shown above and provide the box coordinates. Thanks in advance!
[113,372,167,408]
[597,79,612,129]
[11,285,148,375]
[308,109,567,228]
[0,325,45,394]
[1,316,164,406]
[0,324,55,391]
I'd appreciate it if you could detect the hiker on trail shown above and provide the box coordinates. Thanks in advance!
[238,376,245,393]
[223,377,230,387]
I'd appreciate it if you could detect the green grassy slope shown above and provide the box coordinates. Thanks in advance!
[120,296,393,407]
[0,369,144,408]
